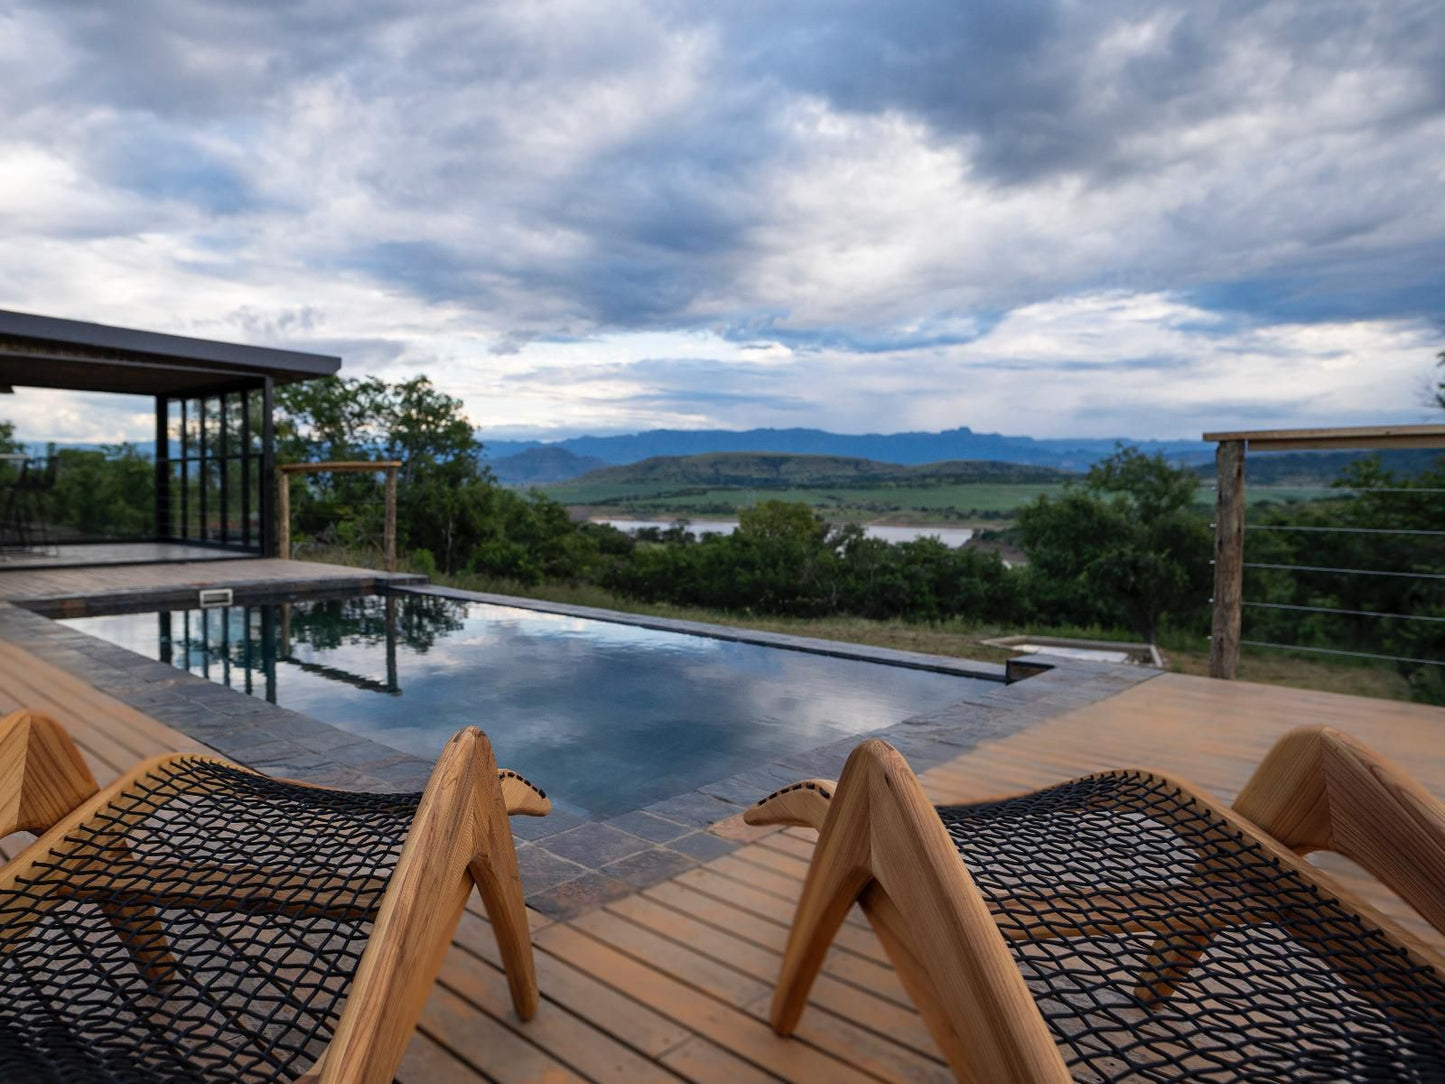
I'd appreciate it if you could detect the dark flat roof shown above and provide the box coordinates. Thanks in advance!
[0,309,341,396]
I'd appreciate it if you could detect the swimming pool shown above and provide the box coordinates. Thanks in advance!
[62,592,994,817]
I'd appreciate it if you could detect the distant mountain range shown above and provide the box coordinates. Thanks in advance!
[481,426,1214,477]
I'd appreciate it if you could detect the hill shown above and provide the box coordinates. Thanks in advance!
[479,425,1211,470]
[491,446,606,484]
[565,453,1071,489]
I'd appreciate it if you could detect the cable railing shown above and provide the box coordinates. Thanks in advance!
[1202,424,1445,680]
[277,460,401,571]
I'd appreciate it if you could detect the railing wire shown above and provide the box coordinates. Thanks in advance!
[1241,600,1445,624]
[1239,640,1445,668]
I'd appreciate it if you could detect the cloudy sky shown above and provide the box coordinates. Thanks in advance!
[2,0,1442,444]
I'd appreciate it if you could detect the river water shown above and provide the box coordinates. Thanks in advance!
[592,518,975,548]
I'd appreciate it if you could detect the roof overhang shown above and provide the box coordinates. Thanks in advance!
[0,309,342,397]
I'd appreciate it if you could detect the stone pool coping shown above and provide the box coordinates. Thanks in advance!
[0,586,1159,918]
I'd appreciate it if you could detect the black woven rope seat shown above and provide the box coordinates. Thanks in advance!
[745,727,1445,1084]
[0,758,421,1084]
[0,710,550,1084]
[937,773,1445,1082]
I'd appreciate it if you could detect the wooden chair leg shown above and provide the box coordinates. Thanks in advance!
[469,796,539,1020]
[861,882,977,1081]
[317,727,541,1084]
[755,740,1071,1083]
[1234,725,1445,937]
[767,765,872,1035]
[1133,928,1211,1006]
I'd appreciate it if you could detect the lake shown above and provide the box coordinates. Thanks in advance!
[593,518,975,547]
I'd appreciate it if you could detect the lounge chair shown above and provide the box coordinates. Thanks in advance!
[745,726,1445,1082]
[0,709,549,1084]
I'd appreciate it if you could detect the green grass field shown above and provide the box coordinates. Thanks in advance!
[540,479,1339,524]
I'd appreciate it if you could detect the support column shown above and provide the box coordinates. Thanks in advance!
[277,470,291,561]
[154,396,169,540]
[260,377,276,557]
[1209,439,1246,679]
[384,466,397,573]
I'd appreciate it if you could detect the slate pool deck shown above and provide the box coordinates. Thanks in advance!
[1,556,1442,1082]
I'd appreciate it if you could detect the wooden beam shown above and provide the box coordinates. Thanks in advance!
[384,466,397,573]
[1201,423,1445,452]
[1209,439,1245,679]
[279,461,403,474]
[277,469,291,562]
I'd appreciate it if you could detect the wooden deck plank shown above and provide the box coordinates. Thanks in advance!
[533,922,881,1084]
[0,556,416,604]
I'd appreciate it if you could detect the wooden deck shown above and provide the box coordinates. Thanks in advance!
[0,640,1442,1082]
[0,556,419,605]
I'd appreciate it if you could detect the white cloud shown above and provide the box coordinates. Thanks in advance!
[0,0,1441,444]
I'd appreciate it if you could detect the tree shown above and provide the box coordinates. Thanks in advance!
[1016,446,1210,641]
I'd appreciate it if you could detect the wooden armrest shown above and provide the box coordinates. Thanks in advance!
[0,709,98,840]
[743,779,836,831]
[497,769,550,816]
[1234,726,1445,937]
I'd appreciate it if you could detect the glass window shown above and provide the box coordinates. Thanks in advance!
[203,460,222,541]
[183,399,201,457]
[226,460,245,543]
[247,456,261,544]
[185,463,200,539]
[167,400,182,459]
[168,461,184,537]
[202,396,221,455]
[247,389,265,453]
[224,393,243,458]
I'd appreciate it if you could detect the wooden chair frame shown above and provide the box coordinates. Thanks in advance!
[745,727,1445,1084]
[0,709,550,1084]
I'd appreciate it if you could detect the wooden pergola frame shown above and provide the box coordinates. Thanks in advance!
[277,462,403,573]
[1202,423,1445,679]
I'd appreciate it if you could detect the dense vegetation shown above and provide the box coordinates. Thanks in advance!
[263,378,1199,633]
[4,369,1440,703]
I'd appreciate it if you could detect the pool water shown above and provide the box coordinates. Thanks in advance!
[63,592,992,817]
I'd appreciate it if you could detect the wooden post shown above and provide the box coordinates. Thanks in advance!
[1209,439,1246,679]
[277,469,291,562]
[383,467,397,573]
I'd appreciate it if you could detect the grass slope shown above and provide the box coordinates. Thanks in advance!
[543,451,1335,524]
[562,452,1071,489]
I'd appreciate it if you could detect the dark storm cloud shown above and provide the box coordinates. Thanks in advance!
[709,0,1445,183]
[3,0,1443,355]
